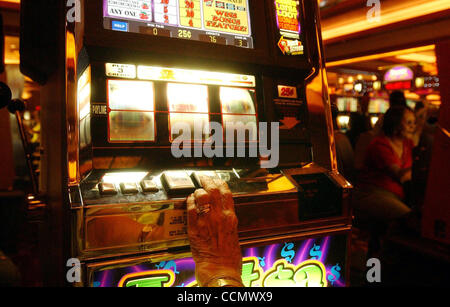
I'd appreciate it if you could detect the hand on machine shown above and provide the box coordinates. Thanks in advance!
[186,177,244,287]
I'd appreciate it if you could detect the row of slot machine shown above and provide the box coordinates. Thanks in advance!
[334,65,438,133]
[334,95,425,133]
[334,96,391,133]
[20,0,352,287]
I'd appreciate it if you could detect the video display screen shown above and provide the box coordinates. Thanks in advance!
[103,0,254,49]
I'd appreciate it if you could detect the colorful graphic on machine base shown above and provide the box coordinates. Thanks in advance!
[92,235,346,287]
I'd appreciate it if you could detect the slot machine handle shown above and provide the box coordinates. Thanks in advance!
[0,81,46,213]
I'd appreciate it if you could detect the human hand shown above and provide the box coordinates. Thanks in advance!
[186,177,243,287]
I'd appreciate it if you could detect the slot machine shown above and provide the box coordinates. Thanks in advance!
[335,96,358,133]
[368,97,389,128]
[21,0,352,287]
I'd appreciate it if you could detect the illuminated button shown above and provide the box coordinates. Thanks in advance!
[161,171,196,194]
[120,182,139,194]
[192,171,220,187]
[99,182,117,195]
[140,180,159,193]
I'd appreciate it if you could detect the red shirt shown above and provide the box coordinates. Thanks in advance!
[360,136,414,199]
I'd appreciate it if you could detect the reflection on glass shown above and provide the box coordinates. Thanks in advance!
[220,87,256,115]
[109,111,155,141]
[78,67,91,120]
[170,113,210,141]
[223,115,258,142]
[80,116,91,148]
[167,83,209,113]
[108,80,155,111]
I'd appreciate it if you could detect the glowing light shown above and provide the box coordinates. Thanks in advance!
[138,65,256,87]
[102,172,149,184]
[426,94,441,101]
[167,83,209,113]
[369,98,390,114]
[23,111,31,121]
[322,0,450,41]
[108,80,155,111]
[384,66,414,82]
[373,81,381,90]
[395,53,437,64]
[405,92,420,100]
[220,87,256,114]
[21,91,32,100]
[337,116,350,127]
[430,101,441,106]
[78,67,91,119]
[371,116,379,127]
[106,63,137,79]
[415,77,425,88]
[326,45,435,68]
[343,84,354,92]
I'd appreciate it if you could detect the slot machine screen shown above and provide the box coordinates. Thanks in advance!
[107,80,156,142]
[369,98,389,114]
[336,97,358,113]
[220,87,257,142]
[103,0,254,49]
[105,64,258,145]
[167,83,210,141]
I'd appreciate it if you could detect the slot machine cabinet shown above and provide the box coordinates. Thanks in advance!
[22,0,352,287]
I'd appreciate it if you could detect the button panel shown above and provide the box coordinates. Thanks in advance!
[140,180,159,193]
[161,171,196,194]
[120,182,139,194]
[191,171,220,187]
[99,182,118,195]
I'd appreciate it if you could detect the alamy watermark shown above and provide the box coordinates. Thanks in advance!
[67,0,81,23]
[367,0,381,22]
[66,258,81,283]
[170,121,280,169]
[366,258,381,283]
